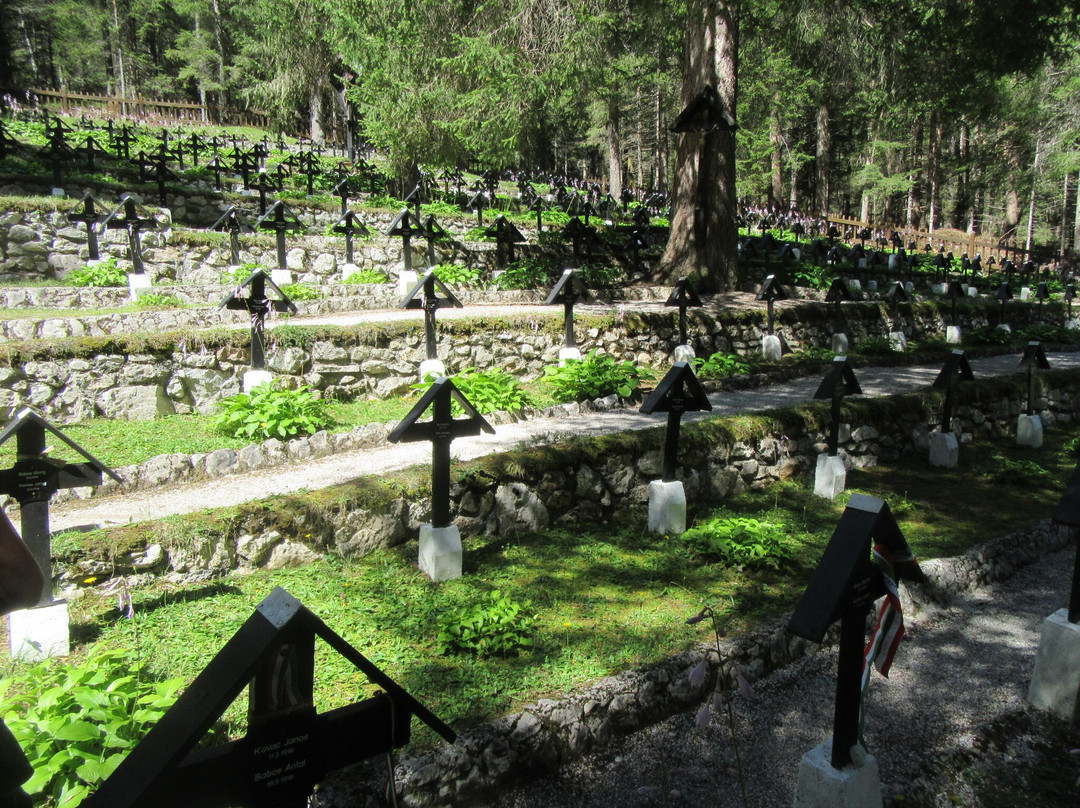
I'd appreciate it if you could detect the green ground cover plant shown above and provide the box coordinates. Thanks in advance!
[342,269,388,285]
[543,349,655,401]
[66,259,126,288]
[213,381,334,440]
[693,351,753,379]
[1,421,1075,803]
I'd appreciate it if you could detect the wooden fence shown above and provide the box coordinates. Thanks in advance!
[29,88,272,131]
[824,213,1027,263]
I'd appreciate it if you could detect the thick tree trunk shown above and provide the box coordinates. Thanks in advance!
[111,0,127,109]
[1025,138,1042,258]
[1073,172,1080,254]
[658,0,738,293]
[814,103,829,214]
[1061,172,1069,257]
[769,101,783,208]
[927,111,941,233]
[607,95,622,200]
[0,0,13,93]
[654,84,668,191]
[309,86,325,144]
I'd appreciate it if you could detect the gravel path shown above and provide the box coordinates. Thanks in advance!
[51,349,1080,533]
[489,544,1077,808]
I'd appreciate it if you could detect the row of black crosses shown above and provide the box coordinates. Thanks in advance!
[1,340,1068,803]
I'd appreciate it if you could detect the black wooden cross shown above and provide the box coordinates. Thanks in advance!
[400,270,464,361]
[333,176,354,215]
[111,123,135,160]
[788,494,925,769]
[1065,283,1076,322]
[211,206,251,267]
[84,587,455,808]
[387,209,424,274]
[44,124,74,188]
[1050,461,1080,623]
[75,134,106,173]
[932,350,974,433]
[65,192,105,261]
[467,189,487,226]
[1019,341,1050,417]
[545,269,594,351]
[404,184,425,223]
[814,356,862,456]
[997,281,1013,325]
[388,378,494,528]
[232,148,260,190]
[529,196,546,232]
[332,210,370,266]
[0,408,121,604]
[562,217,598,264]
[825,278,853,337]
[296,150,319,196]
[483,215,526,268]
[101,194,159,274]
[147,152,181,206]
[219,269,297,371]
[665,277,703,345]
[640,362,712,482]
[206,154,226,191]
[420,214,450,268]
[255,201,305,272]
[186,132,205,166]
[946,280,965,325]
[756,274,788,336]
[253,170,281,217]
[1035,282,1050,323]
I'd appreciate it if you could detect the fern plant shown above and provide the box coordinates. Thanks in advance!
[542,350,654,402]
[214,380,332,440]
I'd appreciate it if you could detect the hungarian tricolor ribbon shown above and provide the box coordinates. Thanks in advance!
[858,542,914,742]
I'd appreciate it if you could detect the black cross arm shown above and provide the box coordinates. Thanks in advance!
[399,271,464,309]
[0,407,121,484]
[640,362,712,415]
[813,356,862,399]
[665,278,704,309]
[387,377,495,444]
[932,350,974,389]
[1019,341,1050,370]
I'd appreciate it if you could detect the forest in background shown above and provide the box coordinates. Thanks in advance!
[2,0,1080,257]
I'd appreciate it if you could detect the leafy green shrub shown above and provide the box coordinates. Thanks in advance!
[682,514,791,566]
[493,258,556,290]
[791,264,833,290]
[855,336,895,355]
[281,282,319,301]
[436,590,534,657]
[431,263,481,287]
[220,262,262,287]
[343,269,389,284]
[963,325,1014,346]
[133,292,182,308]
[214,380,333,440]
[542,349,655,402]
[67,258,126,288]
[420,200,463,217]
[1018,324,1080,344]
[786,345,835,362]
[453,367,532,414]
[577,262,625,288]
[693,352,751,379]
[0,649,184,807]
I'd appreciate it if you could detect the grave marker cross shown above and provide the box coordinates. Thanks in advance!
[387,209,424,274]
[211,206,250,266]
[825,278,853,336]
[0,121,21,160]
[101,194,159,274]
[756,274,788,336]
[255,201,305,272]
[0,408,121,604]
[1050,462,1080,622]
[388,378,494,527]
[84,587,455,808]
[420,215,450,267]
[1018,341,1050,416]
[932,350,974,434]
[400,270,464,361]
[332,210,370,266]
[814,356,862,456]
[640,362,712,482]
[484,215,526,268]
[219,269,297,371]
[545,269,594,350]
[65,192,105,261]
[788,494,925,769]
[665,277,704,345]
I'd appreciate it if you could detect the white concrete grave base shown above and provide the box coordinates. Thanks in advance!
[888,331,907,351]
[1027,608,1080,722]
[128,272,152,301]
[51,187,65,197]
[814,454,846,500]
[672,344,696,364]
[270,269,293,287]
[1066,318,1080,330]
[559,347,582,366]
[1020,286,1032,302]
[397,269,418,296]
[419,524,462,582]
[929,431,959,468]
[904,281,914,294]
[9,600,70,660]
[1016,414,1043,448]
[793,740,883,808]
[340,263,363,282]
[867,280,877,292]
[647,480,686,535]
[831,333,849,354]
[762,334,782,361]
[419,359,446,381]
[243,369,274,392]
[946,325,962,344]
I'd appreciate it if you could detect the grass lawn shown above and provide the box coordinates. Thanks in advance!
[3,420,1075,762]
